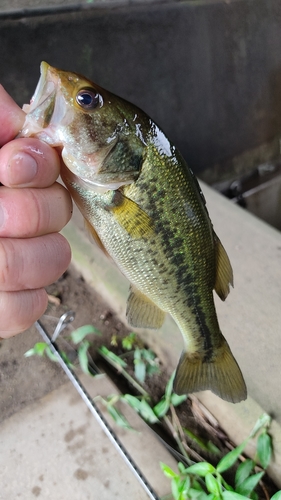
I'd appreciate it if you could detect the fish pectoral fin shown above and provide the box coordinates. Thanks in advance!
[126,286,165,329]
[173,340,247,403]
[84,218,108,255]
[109,191,154,239]
[214,232,233,301]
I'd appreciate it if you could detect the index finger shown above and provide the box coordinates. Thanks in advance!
[0,85,25,146]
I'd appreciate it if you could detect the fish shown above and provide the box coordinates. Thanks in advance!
[19,61,247,403]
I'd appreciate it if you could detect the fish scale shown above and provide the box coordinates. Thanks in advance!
[19,62,247,403]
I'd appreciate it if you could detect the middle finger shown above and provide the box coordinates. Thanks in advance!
[0,183,73,238]
[0,233,71,291]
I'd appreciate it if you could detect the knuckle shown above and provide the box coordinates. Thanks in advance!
[28,189,49,236]
[0,289,47,337]
[0,239,14,287]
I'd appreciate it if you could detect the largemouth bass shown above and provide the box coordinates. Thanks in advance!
[20,62,247,403]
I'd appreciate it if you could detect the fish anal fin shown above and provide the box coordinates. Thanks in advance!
[214,233,234,301]
[110,191,154,239]
[126,286,165,329]
[173,340,247,403]
[84,218,108,255]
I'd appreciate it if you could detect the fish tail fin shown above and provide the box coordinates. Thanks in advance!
[173,340,247,403]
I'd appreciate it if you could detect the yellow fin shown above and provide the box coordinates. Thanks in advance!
[126,286,165,329]
[84,218,108,255]
[214,232,234,301]
[173,340,247,403]
[110,191,154,239]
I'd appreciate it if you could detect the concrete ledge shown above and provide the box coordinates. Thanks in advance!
[62,182,281,488]
[0,372,177,499]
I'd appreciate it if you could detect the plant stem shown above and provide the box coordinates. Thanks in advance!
[98,347,149,397]
[163,413,193,466]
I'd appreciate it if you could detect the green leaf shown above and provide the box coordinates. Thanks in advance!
[205,473,221,496]
[178,462,186,474]
[187,489,208,499]
[222,492,249,500]
[236,472,264,497]
[271,492,281,500]
[24,342,47,357]
[134,356,146,383]
[165,371,176,399]
[146,363,161,376]
[77,341,91,375]
[106,404,133,430]
[216,440,248,473]
[181,475,191,493]
[251,492,259,500]
[235,459,255,488]
[153,397,170,418]
[184,462,216,477]
[206,441,221,455]
[171,475,190,500]
[171,393,187,406]
[184,428,212,453]
[123,395,158,423]
[141,348,156,361]
[123,394,142,412]
[160,462,178,479]
[139,399,159,423]
[98,346,127,368]
[171,476,181,500]
[71,324,101,344]
[60,351,74,367]
[249,413,271,438]
[122,332,137,350]
[257,432,272,469]
[45,346,59,362]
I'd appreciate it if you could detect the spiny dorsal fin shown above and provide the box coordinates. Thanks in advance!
[213,232,233,301]
[110,191,154,239]
[126,286,165,329]
[173,339,247,403]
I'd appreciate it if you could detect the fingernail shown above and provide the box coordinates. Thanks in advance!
[8,152,38,186]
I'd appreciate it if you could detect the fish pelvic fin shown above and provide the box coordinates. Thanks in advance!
[214,232,234,301]
[126,286,166,329]
[173,340,247,403]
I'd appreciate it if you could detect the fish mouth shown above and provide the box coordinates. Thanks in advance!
[23,61,56,118]
[20,61,69,145]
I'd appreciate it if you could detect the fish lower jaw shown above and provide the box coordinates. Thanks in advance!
[18,117,61,146]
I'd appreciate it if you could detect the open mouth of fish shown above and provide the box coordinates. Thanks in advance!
[21,61,72,147]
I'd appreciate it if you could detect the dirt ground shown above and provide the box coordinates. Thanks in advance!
[0,265,278,497]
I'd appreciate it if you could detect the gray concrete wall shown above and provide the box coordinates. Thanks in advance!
[1,0,281,179]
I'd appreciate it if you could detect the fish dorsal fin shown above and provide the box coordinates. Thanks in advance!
[84,218,108,255]
[110,191,154,239]
[126,286,165,329]
[213,233,233,301]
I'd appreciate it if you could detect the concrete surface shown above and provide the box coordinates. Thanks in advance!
[62,181,281,488]
[1,0,281,180]
[0,373,177,499]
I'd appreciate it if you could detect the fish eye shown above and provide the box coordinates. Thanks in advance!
[76,88,102,109]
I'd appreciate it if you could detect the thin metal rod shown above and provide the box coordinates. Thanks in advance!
[0,3,121,20]
[34,319,160,500]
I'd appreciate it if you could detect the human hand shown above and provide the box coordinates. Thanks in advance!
[0,85,72,338]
